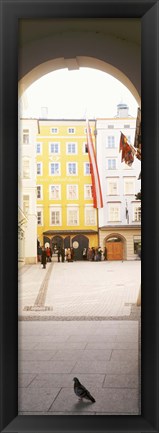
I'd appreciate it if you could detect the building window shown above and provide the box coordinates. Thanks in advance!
[124,124,130,128]
[50,185,61,200]
[23,160,30,178]
[84,185,93,199]
[66,143,77,154]
[23,195,29,216]
[37,162,42,176]
[107,159,117,170]
[51,128,58,134]
[107,136,115,148]
[23,129,29,144]
[50,162,60,175]
[37,210,43,225]
[108,203,120,221]
[36,142,42,154]
[50,208,61,225]
[49,142,60,154]
[108,125,114,129]
[85,207,96,225]
[133,236,141,254]
[83,143,88,153]
[124,178,135,195]
[67,207,79,225]
[67,185,78,200]
[37,185,42,199]
[133,204,141,222]
[67,162,77,175]
[68,127,75,134]
[107,179,118,195]
[84,162,91,175]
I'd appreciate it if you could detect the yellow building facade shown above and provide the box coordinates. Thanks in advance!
[36,120,98,260]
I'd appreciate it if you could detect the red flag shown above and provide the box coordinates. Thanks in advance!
[86,120,103,208]
[119,132,135,166]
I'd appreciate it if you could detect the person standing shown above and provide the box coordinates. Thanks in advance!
[41,246,47,269]
[82,248,87,260]
[61,247,65,262]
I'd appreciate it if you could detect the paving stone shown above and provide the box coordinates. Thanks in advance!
[18,373,37,388]
[110,349,138,362]
[34,341,88,350]
[72,359,138,375]
[49,387,139,414]
[19,359,77,374]
[18,349,58,361]
[18,387,60,412]
[28,373,105,389]
[103,374,138,388]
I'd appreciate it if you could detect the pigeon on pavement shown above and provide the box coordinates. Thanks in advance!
[73,377,96,403]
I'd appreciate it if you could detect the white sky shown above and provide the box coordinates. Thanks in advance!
[22,67,138,119]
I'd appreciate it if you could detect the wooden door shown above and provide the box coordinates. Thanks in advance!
[106,241,123,260]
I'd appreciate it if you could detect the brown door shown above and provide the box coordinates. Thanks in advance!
[106,241,123,260]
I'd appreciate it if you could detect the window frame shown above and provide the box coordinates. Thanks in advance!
[67,162,78,176]
[108,202,121,222]
[37,162,43,176]
[50,207,62,226]
[67,184,78,200]
[85,206,96,226]
[67,206,79,226]
[84,162,91,175]
[49,142,60,154]
[49,162,61,176]
[37,185,43,200]
[84,184,93,200]
[49,184,61,200]
[66,142,77,155]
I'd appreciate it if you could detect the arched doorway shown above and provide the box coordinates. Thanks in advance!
[105,234,126,261]
[64,236,71,249]
[72,234,89,261]
[51,235,63,252]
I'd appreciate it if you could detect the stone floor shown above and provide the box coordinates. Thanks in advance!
[18,319,140,415]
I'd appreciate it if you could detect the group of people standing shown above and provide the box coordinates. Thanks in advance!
[83,246,107,261]
[37,243,107,268]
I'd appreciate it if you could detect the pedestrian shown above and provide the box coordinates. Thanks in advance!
[61,247,65,262]
[41,246,47,269]
[87,247,92,261]
[57,247,61,262]
[71,247,74,261]
[82,247,87,260]
[97,246,103,261]
[67,248,71,262]
[46,247,51,262]
[91,247,95,261]
[103,246,107,260]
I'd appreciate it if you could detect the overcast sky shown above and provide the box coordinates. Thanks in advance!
[22,68,138,119]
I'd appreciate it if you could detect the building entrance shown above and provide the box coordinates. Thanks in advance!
[72,234,89,261]
[106,237,123,261]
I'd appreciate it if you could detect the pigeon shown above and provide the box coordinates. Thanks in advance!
[73,377,96,403]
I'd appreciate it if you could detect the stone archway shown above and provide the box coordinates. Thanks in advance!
[18,19,141,104]
[104,233,126,261]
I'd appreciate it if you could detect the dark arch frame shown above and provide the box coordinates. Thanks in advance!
[1,2,158,433]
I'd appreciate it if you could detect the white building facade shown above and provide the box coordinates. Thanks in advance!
[18,118,38,265]
[96,104,141,260]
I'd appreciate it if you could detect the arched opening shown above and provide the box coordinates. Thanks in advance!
[72,234,89,261]
[104,233,126,261]
[19,56,140,106]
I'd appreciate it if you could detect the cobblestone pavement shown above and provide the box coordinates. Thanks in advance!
[18,261,141,415]
[18,319,140,415]
[18,260,141,320]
